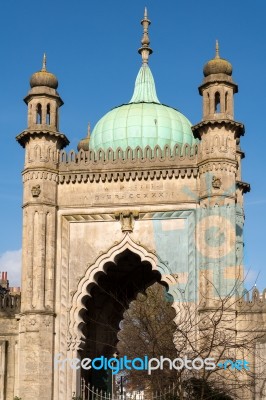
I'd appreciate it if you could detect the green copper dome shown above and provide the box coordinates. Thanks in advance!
[89,65,196,151]
[88,9,197,152]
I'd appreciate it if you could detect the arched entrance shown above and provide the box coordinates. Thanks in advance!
[68,235,177,397]
[80,248,164,391]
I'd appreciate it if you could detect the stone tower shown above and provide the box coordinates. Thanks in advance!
[192,41,249,300]
[16,55,69,399]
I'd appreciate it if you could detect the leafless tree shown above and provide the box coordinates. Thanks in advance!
[82,277,266,400]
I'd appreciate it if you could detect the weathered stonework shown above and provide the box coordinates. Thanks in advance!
[0,27,265,400]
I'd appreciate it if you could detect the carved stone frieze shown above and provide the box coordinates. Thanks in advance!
[199,161,236,174]
[192,119,245,139]
[60,143,198,165]
[58,167,198,184]
[200,135,235,157]
[26,144,59,165]
[16,129,69,149]
[58,144,199,183]
[23,170,59,182]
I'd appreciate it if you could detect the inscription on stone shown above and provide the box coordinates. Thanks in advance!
[94,191,175,203]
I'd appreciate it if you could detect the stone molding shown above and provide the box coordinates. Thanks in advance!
[199,161,236,174]
[59,144,199,183]
[64,214,116,222]
[22,170,58,183]
[192,119,245,138]
[60,144,199,164]
[21,144,200,182]
[16,129,69,148]
[26,144,59,165]
[58,167,198,183]
[139,210,195,220]
[19,312,54,333]
[20,143,242,184]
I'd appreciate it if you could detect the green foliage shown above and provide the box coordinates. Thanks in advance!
[14,397,22,400]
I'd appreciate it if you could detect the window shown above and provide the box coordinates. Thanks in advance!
[46,104,50,124]
[36,104,42,124]
[215,92,221,113]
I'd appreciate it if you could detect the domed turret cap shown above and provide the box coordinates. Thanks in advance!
[203,41,232,77]
[77,123,91,151]
[30,54,58,89]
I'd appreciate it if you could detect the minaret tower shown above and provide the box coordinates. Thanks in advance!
[16,56,69,400]
[192,43,249,300]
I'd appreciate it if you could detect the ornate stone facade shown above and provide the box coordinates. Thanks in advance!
[0,13,266,400]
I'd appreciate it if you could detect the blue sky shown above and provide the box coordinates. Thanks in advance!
[0,0,265,289]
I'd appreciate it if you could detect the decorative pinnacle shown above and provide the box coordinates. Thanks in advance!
[42,53,47,71]
[87,122,91,137]
[215,40,220,59]
[138,7,153,64]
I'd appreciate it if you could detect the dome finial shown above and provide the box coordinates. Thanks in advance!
[144,6,148,18]
[138,7,153,64]
[215,40,220,59]
[30,54,58,89]
[42,53,47,71]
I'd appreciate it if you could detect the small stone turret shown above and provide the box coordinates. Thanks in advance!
[26,54,61,131]
[200,41,238,121]
[16,54,69,175]
[192,41,248,207]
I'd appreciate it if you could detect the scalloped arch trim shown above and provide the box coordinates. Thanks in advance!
[68,234,177,350]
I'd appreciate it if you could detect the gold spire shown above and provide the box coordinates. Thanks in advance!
[42,53,47,71]
[138,7,153,64]
[215,40,220,59]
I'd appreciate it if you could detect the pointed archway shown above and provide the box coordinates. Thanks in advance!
[67,235,178,395]
[69,235,177,349]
